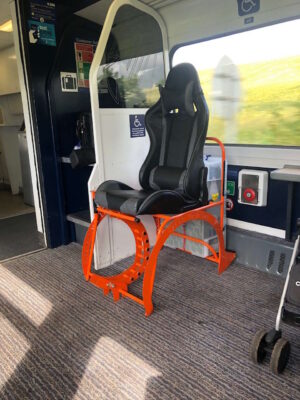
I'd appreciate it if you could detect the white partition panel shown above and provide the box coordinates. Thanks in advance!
[99,109,150,187]
[96,108,156,267]
[88,0,169,269]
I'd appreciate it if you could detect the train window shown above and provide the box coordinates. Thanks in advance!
[98,5,164,109]
[173,19,300,146]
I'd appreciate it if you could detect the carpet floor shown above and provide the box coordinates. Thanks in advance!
[0,244,299,400]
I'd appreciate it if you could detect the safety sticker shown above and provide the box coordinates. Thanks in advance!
[226,198,234,212]
[227,181,235,196]
[130,115,145,138]
[74,41,96,88]
[60,72,78,93]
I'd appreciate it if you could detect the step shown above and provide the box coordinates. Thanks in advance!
[67,210,91,244]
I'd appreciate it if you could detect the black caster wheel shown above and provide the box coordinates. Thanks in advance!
[270,338,290,374]
[250,329,268,363]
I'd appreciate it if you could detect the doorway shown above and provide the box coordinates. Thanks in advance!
[0,0,45,261]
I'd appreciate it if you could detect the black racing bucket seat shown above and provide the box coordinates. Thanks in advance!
[95,63,209,216]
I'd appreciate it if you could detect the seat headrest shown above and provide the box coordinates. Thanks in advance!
[159,63,203,117]
[159,81,194,116]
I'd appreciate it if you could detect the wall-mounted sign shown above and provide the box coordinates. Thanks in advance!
[130,115,145,138]
[28,20,56,46]
[227,181,236,196]
[28,0,56,46]
[74,41,96,88]
[60,72,78,93]
[237,0,260,16]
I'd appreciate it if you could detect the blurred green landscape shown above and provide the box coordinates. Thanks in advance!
[198,55,300,146]
[106,54,300,147]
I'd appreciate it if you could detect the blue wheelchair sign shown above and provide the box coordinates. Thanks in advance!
[130,115,145,138]
[237,0,260,16]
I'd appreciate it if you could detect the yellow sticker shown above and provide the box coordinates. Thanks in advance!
[212,193,219,201]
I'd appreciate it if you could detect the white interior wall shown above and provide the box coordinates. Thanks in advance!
[160,0,300,48]
[0,46,23,194]
[0,126,22,194]
[78,0,300,50]
[0,46,20,95]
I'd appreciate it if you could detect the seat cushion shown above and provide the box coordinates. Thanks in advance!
[95,180,202,216]
[95,181,150,216]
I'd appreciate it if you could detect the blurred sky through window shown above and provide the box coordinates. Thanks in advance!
[173,19,300,69]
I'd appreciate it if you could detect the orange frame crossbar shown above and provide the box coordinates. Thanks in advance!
[82,137,236,316]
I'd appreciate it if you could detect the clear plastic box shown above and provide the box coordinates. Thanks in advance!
[163,205,222,257]
[204,155,222,201]
[163,154,226,258]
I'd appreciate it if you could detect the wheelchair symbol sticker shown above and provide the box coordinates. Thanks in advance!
[130,114,145,138]
[134,116,142,128]
[237,0,260,16]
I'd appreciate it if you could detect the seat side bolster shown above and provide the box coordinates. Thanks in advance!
[95,180,135,209]
[97,180,134,192]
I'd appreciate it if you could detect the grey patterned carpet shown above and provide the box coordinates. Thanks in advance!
[0,243,299,400]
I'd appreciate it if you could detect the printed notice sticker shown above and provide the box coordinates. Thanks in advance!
[74,41,96,88]
[130,115,145,138]
[60,72,78,92]
[30,0,56,23]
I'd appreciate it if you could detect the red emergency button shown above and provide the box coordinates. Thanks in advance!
[243,188,256,202]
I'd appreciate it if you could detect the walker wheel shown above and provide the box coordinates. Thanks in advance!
[250,329,268,363]
[270,338,290,374]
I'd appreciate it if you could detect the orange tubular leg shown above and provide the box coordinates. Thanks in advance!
[82,209,150,304]
[82,212,102,281]
[142,209,235,316]
[82,206,235,317]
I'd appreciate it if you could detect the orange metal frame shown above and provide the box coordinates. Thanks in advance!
[82,137,236,316]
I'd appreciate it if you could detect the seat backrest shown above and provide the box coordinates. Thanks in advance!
[139,63,209,202]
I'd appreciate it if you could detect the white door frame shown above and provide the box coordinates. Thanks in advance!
[10,0,45,239]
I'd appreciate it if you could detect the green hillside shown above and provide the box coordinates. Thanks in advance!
[199,55,300,146]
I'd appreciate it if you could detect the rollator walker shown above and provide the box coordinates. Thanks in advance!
[251,218,300,374]
[82,63,235,316]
